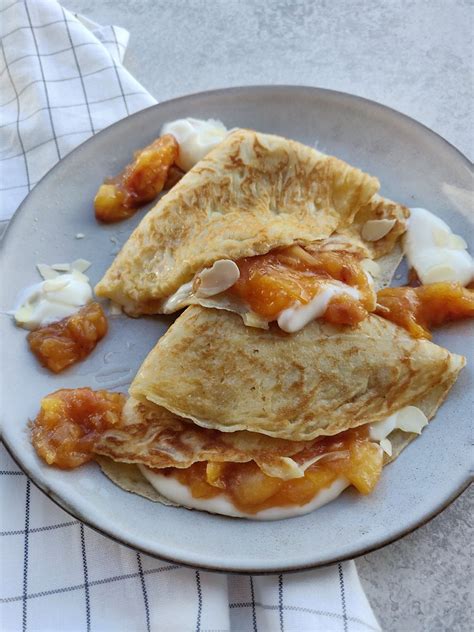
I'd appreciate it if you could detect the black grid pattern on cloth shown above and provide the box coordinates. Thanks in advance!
[0,66,131,109]
[136,552,151,632]
[0,40,123,70]
[23,0,61,162]
[229,602,380,632]
[1,563,182,605]
[0,0,152,222]
[1,444,381,631]
[1,443,183,632]
[60,5,96,136]
[0,39,32,190]
[22,480,30,632]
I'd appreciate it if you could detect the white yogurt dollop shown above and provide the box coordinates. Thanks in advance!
[139,465,349,520]
[404,207,474,285]
[14,270,92,330]
[139,405,430,519]
[161,117,227,171]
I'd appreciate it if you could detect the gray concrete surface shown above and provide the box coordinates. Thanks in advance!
[65,0,473,159]
[15,1,474,630]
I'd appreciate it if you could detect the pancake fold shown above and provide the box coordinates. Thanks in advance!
[129,306,465,442]
[95,129,408,316]
[94,305,464,509]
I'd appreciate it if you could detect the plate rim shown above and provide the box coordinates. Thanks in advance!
[1,83,472,246]
[1,438,471,575]
[1,84,472,573]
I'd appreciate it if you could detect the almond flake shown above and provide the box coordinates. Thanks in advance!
[194,260,240,297]
[109,302,123,315]
[396,406,428,434]
[380,439,393,456]
[424,263,457,284]
[51,263,71,272]
[36,263,60,280]
[71,258,91,273]
[361,219,397,242]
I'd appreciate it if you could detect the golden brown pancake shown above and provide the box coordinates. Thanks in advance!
[95,129,408,315]
[130,306,465,441]
[96,358,464,506]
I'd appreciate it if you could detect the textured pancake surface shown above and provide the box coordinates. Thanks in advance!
[130,306,465,441]
[95,129,380,314]
[97,349,463,504]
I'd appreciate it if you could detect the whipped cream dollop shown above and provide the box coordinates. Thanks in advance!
[161,117,228,171]
[404,207,474,285]
[14,268,93,330]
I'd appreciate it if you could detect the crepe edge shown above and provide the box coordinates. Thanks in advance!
[99,352,465,507]
[95,456,178,506]
[384,352,466,464]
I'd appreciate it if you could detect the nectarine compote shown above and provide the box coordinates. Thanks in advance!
[28,302,108,373]
[94,134,178,223]
[230,245,376,327]
[31,388,125,469]
[30,386,384,512]
[165,426,383,514]
[376,282,474,339]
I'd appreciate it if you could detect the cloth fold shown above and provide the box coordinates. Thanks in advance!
[0,2,381,630]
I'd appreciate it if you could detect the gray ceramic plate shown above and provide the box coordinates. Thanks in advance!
[1,86,472,573]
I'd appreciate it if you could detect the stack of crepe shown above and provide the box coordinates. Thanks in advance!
[74,131,470,518]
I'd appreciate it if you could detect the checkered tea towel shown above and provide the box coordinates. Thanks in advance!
[0,2,381,631]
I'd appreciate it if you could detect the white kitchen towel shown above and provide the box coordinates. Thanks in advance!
[0,2,381,631]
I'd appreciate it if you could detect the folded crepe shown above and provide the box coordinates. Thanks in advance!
[95,129,408,329]
[130,306,463,440]
[93,305,464,519]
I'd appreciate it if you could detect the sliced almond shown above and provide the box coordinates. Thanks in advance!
[51,262,71,272]
[423,263,457,283]
[14,305,32,325]
[396,406,428,434]
[361,219,397,242]
[284,245,320,267]
[161,280,194,313]
[242,311,269,329]
[257,457,305,480]
[36,263,60,280]
[375,302,390,314]
[380,438,393,456]
[71,269,89,283]
[194,260,240,297]
[71,258,92,273]
[298,450,350,473]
